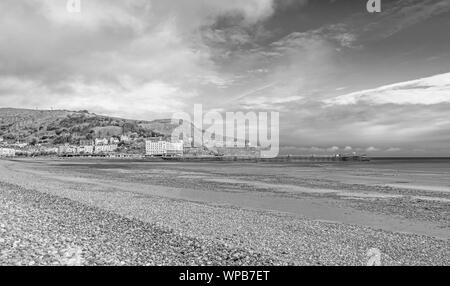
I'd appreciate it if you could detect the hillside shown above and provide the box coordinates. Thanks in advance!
[0,108,176,145]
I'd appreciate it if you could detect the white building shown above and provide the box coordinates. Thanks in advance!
[94,144,118,154]
[0,148,15,157]
[145,140,168,156]
[43,147,59,154]
[166,141,184,156]
[109,137,120,144]
[120,135,130,143]
[95,138,108,146]
[58,145,76,155]
[145,140,183,156]
[58,144,98,155]
[77,145,94,154]
[15,142,28,148]
[84,145,94,154]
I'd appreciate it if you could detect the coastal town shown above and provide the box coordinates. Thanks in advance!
[0,134,262,160]
[0,109,370,161]
[0,131,371,162]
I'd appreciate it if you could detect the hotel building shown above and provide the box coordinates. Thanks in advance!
[145,139,183,157]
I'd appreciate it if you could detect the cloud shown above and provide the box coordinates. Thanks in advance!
[386,147,401,152]
[316,0,450,48]
[0,74,195,119]
[371,0,450,39]
[325,73,450,106]
[0,1,236,117]
[0,0,312,120]
[1,0,450,156]
[277,72,450,155]
[366,146,379,152]
[327,146,340,152]
[224,24,350,111]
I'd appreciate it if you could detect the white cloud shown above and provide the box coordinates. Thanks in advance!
[0,0,312,117]
[327,146,340,152]
[0,75,194,119]
[326,73,450,106]
[386,147,401,152]
[366,146,379,152]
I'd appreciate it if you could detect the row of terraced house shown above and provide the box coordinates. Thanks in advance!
[0,148,16,157]
[0,137,16,157]
[58,137,119,156]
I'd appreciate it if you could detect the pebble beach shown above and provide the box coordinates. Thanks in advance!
[0,158,449,266]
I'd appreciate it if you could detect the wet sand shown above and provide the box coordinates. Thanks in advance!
[0,158,449,265]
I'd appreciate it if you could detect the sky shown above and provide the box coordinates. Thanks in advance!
[1,0,450,156]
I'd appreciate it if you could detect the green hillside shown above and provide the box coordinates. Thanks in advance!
[0,108,169,145]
